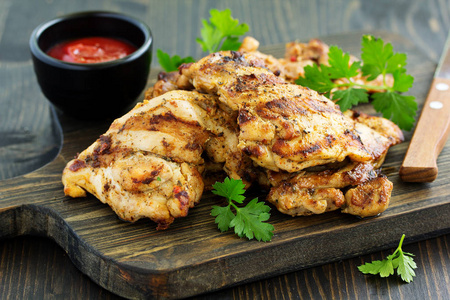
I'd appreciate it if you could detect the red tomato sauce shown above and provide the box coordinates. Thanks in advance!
[46,37,137,63]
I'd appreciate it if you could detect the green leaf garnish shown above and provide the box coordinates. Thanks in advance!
[196,9,249,53]
[211,177,274,242]
[333,88,369,112]
[296,35,417,130]
[156,49,195,72]
[358,234,417,283]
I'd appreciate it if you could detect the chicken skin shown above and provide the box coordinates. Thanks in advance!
[63,90,219,229]
[265,112,403,217]
[181,51,373,173]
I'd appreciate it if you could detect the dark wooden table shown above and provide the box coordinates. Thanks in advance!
[1,1,449,299]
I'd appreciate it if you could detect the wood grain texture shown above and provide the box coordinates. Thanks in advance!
[1,233,449,300]
[400,77,450,182]
[1,31,450,299]
[1,0,450,299]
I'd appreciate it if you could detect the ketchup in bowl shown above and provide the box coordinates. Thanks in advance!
[47,36,137,63]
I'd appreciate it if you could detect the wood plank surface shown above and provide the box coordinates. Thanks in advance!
[0,31,449,299]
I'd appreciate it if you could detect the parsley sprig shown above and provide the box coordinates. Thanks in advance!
[196,8,249,53]
[358,234,417,283]
[157,9,248,72]
[211,177,274,242]
[296,35,417,131]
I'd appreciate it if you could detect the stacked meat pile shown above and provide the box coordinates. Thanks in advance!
[62,38,403,229]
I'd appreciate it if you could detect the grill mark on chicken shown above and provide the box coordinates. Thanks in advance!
[232,73,284,93]
[131,167,163,185]
[96,135,112,155]
[238,109,256,125]
[223,50,245,63]
[68,159,86,172]
[263,97,308,117]
[242,144,266,157]
[342,175,392,217]
[173,185,190,211]
[272,137,329,157]
[120,111,203,132]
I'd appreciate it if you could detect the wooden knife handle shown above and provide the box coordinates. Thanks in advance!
[400,77,450,182]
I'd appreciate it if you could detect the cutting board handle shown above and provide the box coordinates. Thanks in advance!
[400,77,450,182]
[0,156,66,211]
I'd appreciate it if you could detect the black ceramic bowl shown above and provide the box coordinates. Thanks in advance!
[30,11,152,119]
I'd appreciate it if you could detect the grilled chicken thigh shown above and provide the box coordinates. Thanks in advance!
[181,51,373,173]
[63,90,219,229]
[265,112,403,217]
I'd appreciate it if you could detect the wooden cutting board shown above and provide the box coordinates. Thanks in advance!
[0,31,449,300]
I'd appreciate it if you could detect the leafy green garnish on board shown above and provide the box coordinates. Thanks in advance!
[211,177,274,242]
[196,8,249,53]
[296,35,417,130]
[358,234,417,283]
[157,9,248,72]
[156,49,195,72]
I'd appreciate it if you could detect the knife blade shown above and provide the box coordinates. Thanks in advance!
[399,32,450,182]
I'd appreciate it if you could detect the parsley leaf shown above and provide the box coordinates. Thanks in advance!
[296,35,417,130]
[296,64,334,95]
[333,88,369,112]
[212,177,246,203]
[156,49,195,72]
[211,177,274,242]
[371,92,417,131]
[358,234,417,283]
[327,46,361,79]
[211,205,235,232]
[361,35,395,80]
[196,9,249,53]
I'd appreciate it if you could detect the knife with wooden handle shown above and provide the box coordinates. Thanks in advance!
[400,33,450,182]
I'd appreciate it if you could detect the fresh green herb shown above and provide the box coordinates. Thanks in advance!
[157,9,248,71]
[156,176,162,182]
[196,8,249,53]
[156,49,195,72]
[296,35,417,130]
[211,177,274,242]
[358,234,417,283]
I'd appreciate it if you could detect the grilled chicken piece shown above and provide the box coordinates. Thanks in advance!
[239,37,288,79]
[268,185,345,216]
[265,111,402,217]
[145,72,259,186]
[62,90,223,229]
[145,71,193,99]
[265,162,375,215]
[342,175,393,217]
[345,110,404,145]
[267,171,393,218]
[239,37,329,82]
[181,51,373,173]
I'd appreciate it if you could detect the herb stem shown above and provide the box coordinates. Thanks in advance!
[333,81,390,92]
[230,201,240,212]
[396,234,406,252]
